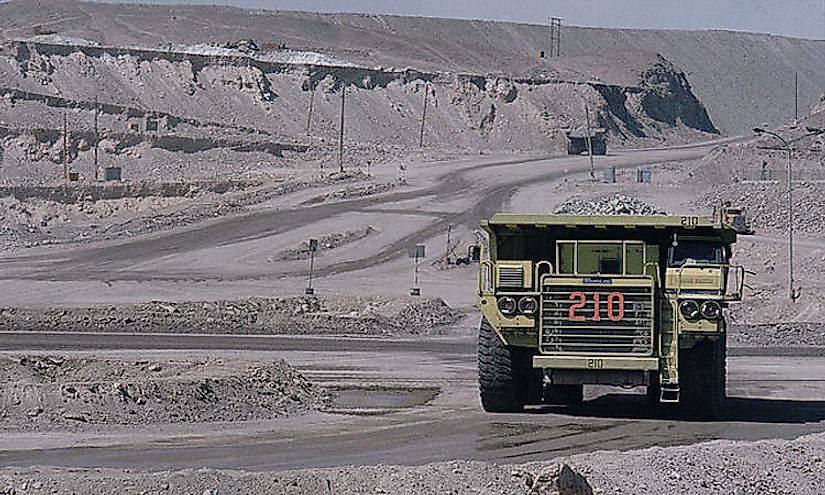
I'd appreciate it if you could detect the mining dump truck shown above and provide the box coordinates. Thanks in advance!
[714,203,755,235]
[476,214,744,418]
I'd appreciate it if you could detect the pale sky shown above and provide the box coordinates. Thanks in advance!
[88,0,825,39]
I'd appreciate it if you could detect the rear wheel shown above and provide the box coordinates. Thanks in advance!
[478,318,541,412]
[679,337,726,419]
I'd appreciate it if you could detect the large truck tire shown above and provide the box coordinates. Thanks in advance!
[679,337,726,419]
[478,318,541,412]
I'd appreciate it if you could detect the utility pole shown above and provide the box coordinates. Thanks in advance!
[419,84,429,148]
[794,71,799,124]
[62,109,68,181]
[93,95,99,180]
[305,88,315,136]
[306,238,318,295]
[550,18,563,57]
[445,224,452,263]
[753,127,796,301]
[337,86,346,173]
[585,105,595,179]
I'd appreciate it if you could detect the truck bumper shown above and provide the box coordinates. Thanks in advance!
[532,355,660,371]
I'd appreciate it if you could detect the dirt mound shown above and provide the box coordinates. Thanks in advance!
[553,194,667,215]
[273,226,378,261]
[0,296,465,337]
[0,355,327,430]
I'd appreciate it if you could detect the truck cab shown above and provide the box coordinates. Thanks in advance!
[476,214,744,418]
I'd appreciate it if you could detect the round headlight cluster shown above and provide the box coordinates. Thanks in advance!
[700,300,722,320]
[497,296,517,315]
[518,296,538,315]
[679,299,722,321]
[497,296,537,316]
[679,300,700,320]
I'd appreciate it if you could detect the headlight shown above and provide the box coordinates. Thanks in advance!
[518,296,538,315]
[701,300,722,320]
[497,296,517,316]
[679,300,700,320]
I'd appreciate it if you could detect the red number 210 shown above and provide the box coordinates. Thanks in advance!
[568,291,625,322]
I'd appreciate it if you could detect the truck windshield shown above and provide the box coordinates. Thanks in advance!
[668,241,723,267]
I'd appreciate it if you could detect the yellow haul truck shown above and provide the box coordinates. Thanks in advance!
[477,214,744,418]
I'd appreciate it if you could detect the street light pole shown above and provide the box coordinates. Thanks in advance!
[753,127,795,301]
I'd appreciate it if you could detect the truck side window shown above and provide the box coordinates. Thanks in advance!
[668,241,723,267]
[626,243,645,274]
[557,242,575,274]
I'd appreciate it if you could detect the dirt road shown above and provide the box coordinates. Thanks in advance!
[0,142,730,307]
[2,330,825,471]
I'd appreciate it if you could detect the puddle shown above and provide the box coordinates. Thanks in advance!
[326,386,440,415]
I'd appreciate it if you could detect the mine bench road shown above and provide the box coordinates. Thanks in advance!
[2,331,825,471]
[0,141,735,284]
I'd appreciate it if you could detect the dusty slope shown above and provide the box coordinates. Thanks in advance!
[0,37,713,183]
[0,0,822,134]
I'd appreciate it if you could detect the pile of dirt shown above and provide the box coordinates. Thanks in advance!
[553,194,667,215]
[0,296,465,337]
[0,356,327,430]
[302,182,398,205]
[273,226,378,261]
[562,432,825,494]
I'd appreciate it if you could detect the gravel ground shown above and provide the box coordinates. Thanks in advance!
[0,462,590,495]
[3,432,825,494]
[0,355,327,431]
[0,296,465,337]
[728,323,825,347]
[699,181,825,237]
[561,432,825,494]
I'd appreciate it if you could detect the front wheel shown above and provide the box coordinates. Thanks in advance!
[478,318,540,412]
[679,337,726,419]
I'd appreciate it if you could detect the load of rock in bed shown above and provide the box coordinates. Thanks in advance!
[0,296,464,337]
[553,194,667,216]
[0,356,327,430]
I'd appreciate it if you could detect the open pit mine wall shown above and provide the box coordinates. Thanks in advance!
[0,40,715,169]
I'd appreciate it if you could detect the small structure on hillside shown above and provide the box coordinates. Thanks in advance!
[566,126,607,155]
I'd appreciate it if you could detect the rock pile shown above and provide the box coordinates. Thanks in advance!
[0,296,465,337]
[728,323,825,347]
[701,182,825,236]
[553,194,667,216]
[0,356,327,430]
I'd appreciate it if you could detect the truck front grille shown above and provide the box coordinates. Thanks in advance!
[540,283,654,355]
[497,267,524,288]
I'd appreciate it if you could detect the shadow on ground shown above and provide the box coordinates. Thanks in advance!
[531,395,825,423]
